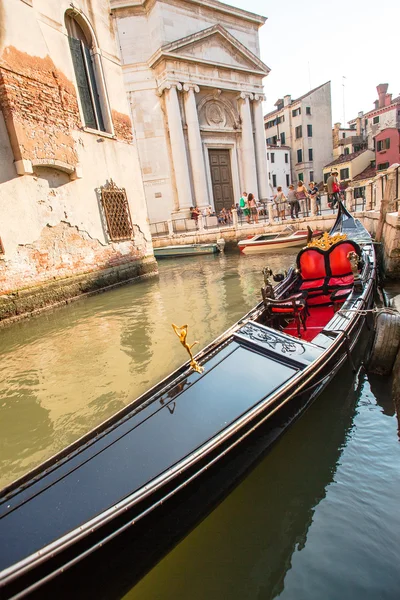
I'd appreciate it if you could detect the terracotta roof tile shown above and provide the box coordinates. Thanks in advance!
[352,164,377,183]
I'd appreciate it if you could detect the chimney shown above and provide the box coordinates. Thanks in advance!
[374,100,379,109]
[385,93,392,106]
[377,83,389,108]
[284,94,291,107]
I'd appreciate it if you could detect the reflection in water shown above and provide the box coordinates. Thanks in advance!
[0,251,297,489]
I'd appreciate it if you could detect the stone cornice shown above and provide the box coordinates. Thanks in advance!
[110,0,266,25]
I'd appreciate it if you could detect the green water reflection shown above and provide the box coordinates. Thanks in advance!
[0,251,296,489]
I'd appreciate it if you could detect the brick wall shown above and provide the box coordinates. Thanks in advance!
[111,109,133,143]
[0,46,80,166]
[0,221,148,294]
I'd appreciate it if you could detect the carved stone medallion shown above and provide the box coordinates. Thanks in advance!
[205,101,226,128]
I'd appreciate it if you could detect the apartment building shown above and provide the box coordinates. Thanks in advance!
[264,82,333,186]
[267,145,292,195]
[332,122,363,158]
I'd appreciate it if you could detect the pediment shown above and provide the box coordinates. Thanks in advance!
[149,25,270,75]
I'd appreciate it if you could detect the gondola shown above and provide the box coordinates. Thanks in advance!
[0,202,376,599]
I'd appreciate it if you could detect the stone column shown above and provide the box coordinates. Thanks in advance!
[375,174,384,212]
[253,95,269,202]
[239,92,258,198]
[183,84,209,209]
[268,202,275,223]
[366,181,374,210]
[345,187,354,211]
[231,208,239,228]
[161,83,193,214]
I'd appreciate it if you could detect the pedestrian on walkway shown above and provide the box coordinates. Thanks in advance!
[326,170,340,209]
[273,186,287,220]
[190,206,201,228]
[287,185,300,219]
[308,181,320,215]
[240,191,250,224]
[295,181,309,216]
[248,193,259,224]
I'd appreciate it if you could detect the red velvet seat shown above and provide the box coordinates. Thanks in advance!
[296,240,362,306]
[261,289,308,337]
[326,241,360,292]
[298,249,327,297]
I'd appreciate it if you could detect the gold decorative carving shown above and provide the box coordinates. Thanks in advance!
[347,251,360,275]
[307,231,347,250]
[172,324,204,374]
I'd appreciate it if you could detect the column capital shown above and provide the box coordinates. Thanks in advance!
[252,94,266,102]
[239,91,254,101]
[183,83,200,93]
[157,82,183,96]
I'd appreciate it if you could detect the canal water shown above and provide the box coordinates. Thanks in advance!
[1,251,400,599]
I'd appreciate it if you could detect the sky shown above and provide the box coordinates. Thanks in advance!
[226,0,400,126]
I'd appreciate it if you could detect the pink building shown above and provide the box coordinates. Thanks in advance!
[375,128,400,171]
[348,84,400,150]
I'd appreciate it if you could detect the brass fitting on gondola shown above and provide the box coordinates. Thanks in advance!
[172,324,204,374]
[347,251,363,291]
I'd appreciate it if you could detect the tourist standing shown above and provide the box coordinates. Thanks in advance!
[308,181,320,216]
[190,206,201,227]
[295,181,309,216]
[287,185,300,219]
[248,193,259,224]
[326,169,340,209]
[239,191,250,224]
[273,187,287,220]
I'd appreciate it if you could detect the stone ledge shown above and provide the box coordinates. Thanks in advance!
[0,259,158,326]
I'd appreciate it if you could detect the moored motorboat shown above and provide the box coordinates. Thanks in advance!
[154,243,220,258]
[0,203,377,599]
[238,227,323,254]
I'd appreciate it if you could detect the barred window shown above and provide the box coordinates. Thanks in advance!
[100,180,133,241]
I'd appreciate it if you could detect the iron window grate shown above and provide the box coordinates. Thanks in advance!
[100,180,134,242]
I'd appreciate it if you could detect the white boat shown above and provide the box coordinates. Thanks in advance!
[154,243,220,258]
[238,228,323,255]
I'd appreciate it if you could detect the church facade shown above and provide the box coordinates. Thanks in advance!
[111,0,270,222]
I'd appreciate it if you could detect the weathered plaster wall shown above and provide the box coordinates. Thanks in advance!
[0,0,156,315]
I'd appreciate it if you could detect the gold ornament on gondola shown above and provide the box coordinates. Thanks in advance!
[307,231,347,250]
[172,324,204,374]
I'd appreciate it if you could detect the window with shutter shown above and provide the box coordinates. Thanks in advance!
[66,15,106,133]
[83,46,105,132]
[68,37,97,129]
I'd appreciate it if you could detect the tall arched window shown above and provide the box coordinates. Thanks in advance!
[66,13,106,132]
